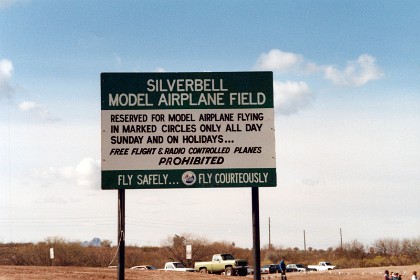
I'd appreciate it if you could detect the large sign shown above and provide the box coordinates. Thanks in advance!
[101,72,276,189]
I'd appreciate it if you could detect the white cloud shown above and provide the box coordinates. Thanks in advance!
[32,157,101,190]
[254,50,384,87]
[18,100,60,122]
[255,49,304,71]
[0,58,14,97]
[1,60,58,122]
[75,158,101,188]
[0,59,13,80]
[254,50,384,116]
[0,0,23,9]
[18,101,36,111]
[323,54,384,86]
[155,67,167,72]
[273,80,313,115]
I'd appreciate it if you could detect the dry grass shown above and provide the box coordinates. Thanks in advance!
[0,265,419,280]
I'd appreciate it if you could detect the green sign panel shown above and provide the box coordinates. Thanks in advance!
[101,72,276,189]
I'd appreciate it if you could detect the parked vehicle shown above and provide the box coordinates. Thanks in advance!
[261,264,280,274]
[286,264,314,272]
[130,265,157,270]
[286,264,302,272]
[161,262,195,272]
[307,262,336,271]
[194,253,248,276]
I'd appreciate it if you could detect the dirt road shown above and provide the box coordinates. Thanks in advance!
[0,265,418,280]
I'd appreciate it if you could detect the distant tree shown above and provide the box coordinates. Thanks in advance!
[1,234,420,268]
[101,239,112,248]
[342,240,366,259]
[400,237,420,262]
[372,238,401,256]
[267,251,281,264]
[162,233,211,267]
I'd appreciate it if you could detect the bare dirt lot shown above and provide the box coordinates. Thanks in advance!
[0,265,418,280]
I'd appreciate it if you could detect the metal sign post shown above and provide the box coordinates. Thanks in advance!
[118,189,125,280]
[252,187,261,280]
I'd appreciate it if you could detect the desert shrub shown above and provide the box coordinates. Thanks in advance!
[124,246,165,268]
[1,235,419,268]
[362,255,389,267]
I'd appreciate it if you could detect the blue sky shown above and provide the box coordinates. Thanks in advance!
[1,0,420,250]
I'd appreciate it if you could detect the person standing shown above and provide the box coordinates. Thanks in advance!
[279,258,287,280]
[412,271,418,280]
[384,270,390,280]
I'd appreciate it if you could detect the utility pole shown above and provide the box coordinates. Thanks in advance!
[340,228,343,248]
[303,230,306,252]
[268,217,271,250]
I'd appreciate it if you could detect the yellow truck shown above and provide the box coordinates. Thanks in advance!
[194,253,248,276]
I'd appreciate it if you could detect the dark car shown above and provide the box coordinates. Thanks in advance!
[261,264,280,274]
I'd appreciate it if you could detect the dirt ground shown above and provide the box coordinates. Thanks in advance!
[0,265,418,280]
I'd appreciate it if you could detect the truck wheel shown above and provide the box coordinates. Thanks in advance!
[225,267,234,276]
[199,268,208,274]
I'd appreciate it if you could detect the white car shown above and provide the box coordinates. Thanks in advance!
[130,265,157,270]
[286,263,310,272]
[308,262,336,271]
[161,262,195,272]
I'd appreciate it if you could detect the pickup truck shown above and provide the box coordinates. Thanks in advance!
[286,263,312,272]
[307,262,336,271]
[161,262,195,272]
[194,253,248,276]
